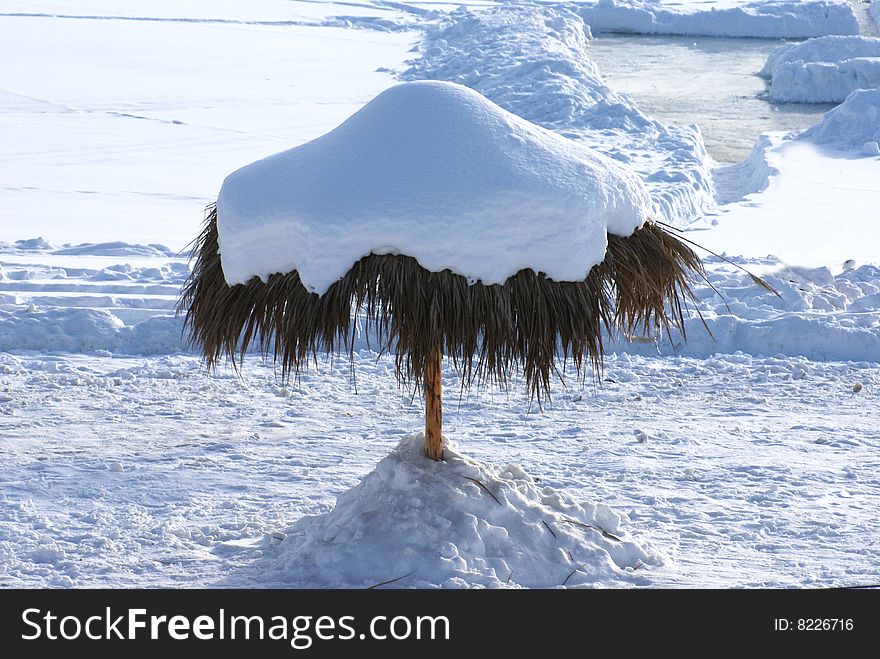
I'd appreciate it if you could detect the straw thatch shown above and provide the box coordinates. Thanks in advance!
[179,204,703,400]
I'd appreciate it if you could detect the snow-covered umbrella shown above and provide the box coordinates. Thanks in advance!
[179,81,702,461]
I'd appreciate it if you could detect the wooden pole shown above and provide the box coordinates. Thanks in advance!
[424,347,443,461]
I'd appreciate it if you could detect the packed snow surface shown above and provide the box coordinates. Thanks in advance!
[762,36,880,103]
[0,6,417,250]
[574,0,858,38]
[217,80,651,292]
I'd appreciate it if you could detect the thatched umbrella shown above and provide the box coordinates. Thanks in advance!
[179,81,702,462]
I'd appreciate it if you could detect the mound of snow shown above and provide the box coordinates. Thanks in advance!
[0,237,56,253]
[265,434,658,588]
[761,36,880,103]
[801,88,880,149]
[0,307,184,355]
[576,0,858,38]
[218,80,651,293]
[14,237,54,252]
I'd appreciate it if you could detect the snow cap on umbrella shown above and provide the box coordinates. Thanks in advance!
[181,81,700,398]
[216,80,652,293]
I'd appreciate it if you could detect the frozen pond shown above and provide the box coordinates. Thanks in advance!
[589,1,879,163]
[589,34,834,163]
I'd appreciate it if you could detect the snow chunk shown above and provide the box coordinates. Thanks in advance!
[216,81,651,293]
[801,88,880,150]
[762,36,880,103]
[268,434,658,588]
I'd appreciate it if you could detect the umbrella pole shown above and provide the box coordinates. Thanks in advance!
[424,347,443,461]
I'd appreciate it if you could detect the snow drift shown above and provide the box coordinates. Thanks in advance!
[801,87,880,150]
[217,80,651,293]
[575,0,858,38]
[2,240,879,364]
[618,262,880,363]
[262,434,658,588]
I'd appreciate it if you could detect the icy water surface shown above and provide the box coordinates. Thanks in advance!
[589,34,834,163]
[589,1,878,163]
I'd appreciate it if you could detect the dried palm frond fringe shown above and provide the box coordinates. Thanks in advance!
[178,204,704,400]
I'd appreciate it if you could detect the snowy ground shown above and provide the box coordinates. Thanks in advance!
[2,0,879,588]
[0,2,418,250]
[2,351,878,587]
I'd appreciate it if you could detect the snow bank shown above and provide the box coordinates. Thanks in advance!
[0,238,176,258]
[0,238,54,252]
[0,247,189,355]
[800,87,880,149]
[761,36,880,103]
[761,36,880,77]
[6,261,879,363]
[3,234,880,363]
[615,263,880,363]
[263,434,657,588]
[404,5,716,228]
[217,80,651,292]
[0,307,183,355]
[769,58,880,104]
[575,0,858,38]
[53,242,177,258]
